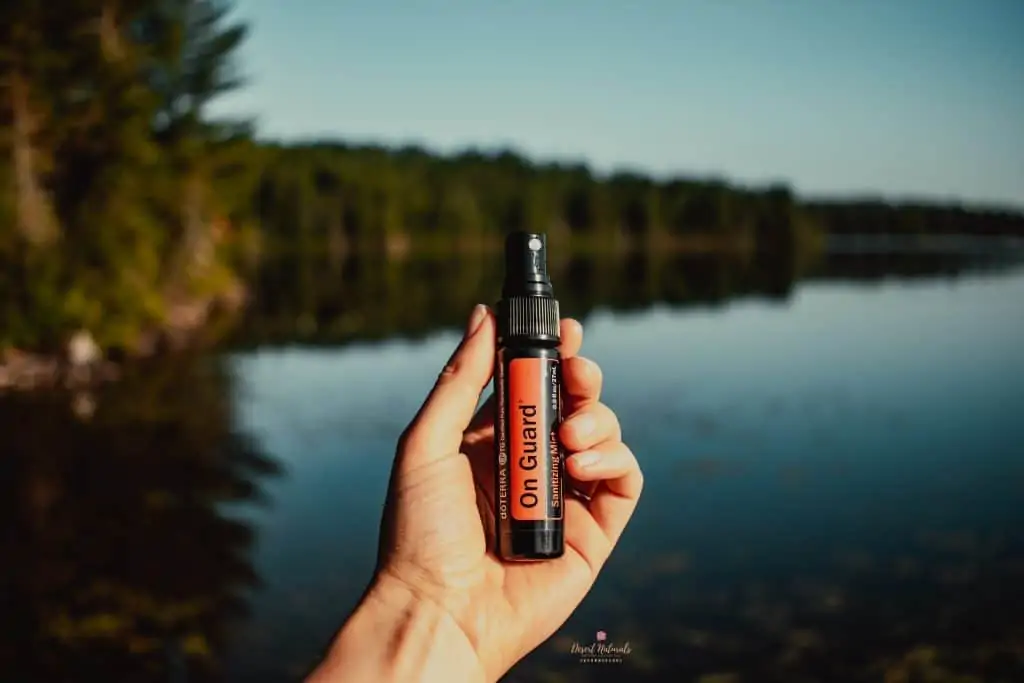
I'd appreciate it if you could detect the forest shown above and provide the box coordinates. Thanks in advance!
[3,0,1023,356]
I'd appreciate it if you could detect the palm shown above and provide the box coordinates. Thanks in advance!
[464,393,600,599]
[454,396,606,669]
[377,315,640,680]
[381,394,603,675]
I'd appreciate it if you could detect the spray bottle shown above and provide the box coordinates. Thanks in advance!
[493,231,564,561]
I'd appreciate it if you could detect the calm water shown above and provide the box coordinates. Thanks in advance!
[2,252,1023,683]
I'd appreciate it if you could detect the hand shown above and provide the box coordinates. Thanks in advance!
[309,305,643,683]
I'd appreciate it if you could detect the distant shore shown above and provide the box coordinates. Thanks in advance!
[0,346,120,393]
[1,290,245,394]
[4,234,1021,394]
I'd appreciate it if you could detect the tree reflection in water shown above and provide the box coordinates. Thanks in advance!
[0,355,282,683]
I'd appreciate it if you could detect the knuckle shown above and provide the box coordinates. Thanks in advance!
[599,403,622,437]
[626,446,644,490]
[617,441,635,464]
[577,356,603,386]
[397,425,428,459]
[614,439,640,469]
[438,361,459,382]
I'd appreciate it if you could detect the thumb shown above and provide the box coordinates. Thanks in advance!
[398,304,495,468]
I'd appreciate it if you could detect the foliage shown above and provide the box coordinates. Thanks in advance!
[3,1,1023,356]
[0,355,281,681]
[252,143,821,256]
[0,0,253,353]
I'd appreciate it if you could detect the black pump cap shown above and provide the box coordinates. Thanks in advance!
[502,231,553,298]
[497,231,560,344]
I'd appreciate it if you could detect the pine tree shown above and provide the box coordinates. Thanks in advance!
[0,0,70,248]
[137,0,253,302]
[1,0,254,352]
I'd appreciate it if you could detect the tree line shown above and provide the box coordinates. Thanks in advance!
[3,0,1023,356]
[253,142,1024,257]
[253,142,818,256]
[806,199,1024,238]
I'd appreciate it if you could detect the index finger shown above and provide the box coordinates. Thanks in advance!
[562,356,602,413]
[465,317,583,435]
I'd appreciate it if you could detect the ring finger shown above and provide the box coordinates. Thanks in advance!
[560,402,621,452]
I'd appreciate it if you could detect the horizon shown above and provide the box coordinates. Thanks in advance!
[215,0,1024,212]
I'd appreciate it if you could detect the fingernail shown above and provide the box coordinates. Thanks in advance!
[465,304,487,337]
[567,413,596,439]
[573,451,601,468]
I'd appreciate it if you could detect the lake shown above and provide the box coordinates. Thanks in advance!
[2,248,1023,683]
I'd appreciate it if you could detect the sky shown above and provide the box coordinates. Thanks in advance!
[214,0,1024,208]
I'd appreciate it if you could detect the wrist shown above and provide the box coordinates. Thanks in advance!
[308,573,488,683]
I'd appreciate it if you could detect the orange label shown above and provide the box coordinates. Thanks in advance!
[509,358,550,521]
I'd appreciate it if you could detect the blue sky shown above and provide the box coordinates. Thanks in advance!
[216,0,1024,207]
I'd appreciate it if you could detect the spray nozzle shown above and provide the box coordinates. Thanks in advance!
[503,231,553,297]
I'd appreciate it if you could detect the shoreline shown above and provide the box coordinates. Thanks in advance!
[0,238,760,395]
[1,287,246,395]
[0,348,122,393]
[5,235,1019,395]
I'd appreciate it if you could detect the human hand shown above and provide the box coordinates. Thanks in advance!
[309,305,643,683]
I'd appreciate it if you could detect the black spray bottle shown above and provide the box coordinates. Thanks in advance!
[493,231,564,561]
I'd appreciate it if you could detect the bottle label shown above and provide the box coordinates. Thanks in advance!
[505,357,562,521]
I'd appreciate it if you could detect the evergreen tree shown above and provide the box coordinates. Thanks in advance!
[0,0,253,352]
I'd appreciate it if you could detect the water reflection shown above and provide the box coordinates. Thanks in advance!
[3,250,1023,682]
[223,254,1023,682]
[0,357,282,682]
[232,245,1021,349]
